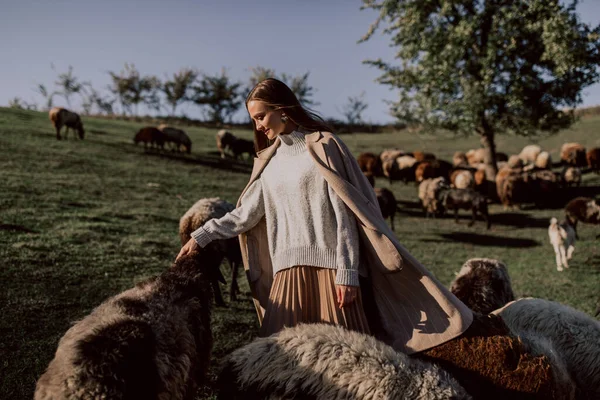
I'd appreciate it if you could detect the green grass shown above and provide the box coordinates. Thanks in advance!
[1,107,599,399]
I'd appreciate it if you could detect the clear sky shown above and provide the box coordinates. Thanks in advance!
[2,0,599,124]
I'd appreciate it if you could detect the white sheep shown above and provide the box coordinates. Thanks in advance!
[518,144,542,165]
[217,323,470,400]
[451,169,474,189]
[548,217,575,271]
[534,151,552,169]
[466,148,486,166]
[494,298,600,400]
[418,176,449,217]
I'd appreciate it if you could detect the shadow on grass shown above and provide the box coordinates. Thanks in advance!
[0,223,38,233]
[423,232,540,248]
[489,212,551,229]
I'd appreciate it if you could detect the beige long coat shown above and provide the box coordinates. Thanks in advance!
[237,131,473,354]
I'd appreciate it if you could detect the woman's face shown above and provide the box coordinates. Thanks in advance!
[247,100,285,140]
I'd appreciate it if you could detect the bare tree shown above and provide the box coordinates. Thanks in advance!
[163,68,198,115]
[33,84,57,111]
[341,92,368,132]
[55,66,85,108]
[247,66,318,107]
[192,68,243,124]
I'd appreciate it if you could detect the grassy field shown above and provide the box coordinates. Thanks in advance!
[1,107,599,399]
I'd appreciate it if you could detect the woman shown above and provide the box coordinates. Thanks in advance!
[178,78,473,353]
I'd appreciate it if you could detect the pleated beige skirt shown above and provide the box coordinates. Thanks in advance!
[260,265,371,337]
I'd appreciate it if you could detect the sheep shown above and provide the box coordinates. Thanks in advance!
[133,127,166,151]
[548,217,576,271]
[217,323,471,400]
[534,151,552,169]
[48,107,85,140]
[216,129,237,158]
[450,169,475,189]
[417,313,566,400]
[564,196,600,239]
[562,166,582,187]
[453,151,468,167]
[375,187,397,231]
[412,150,436,162]
[158,124,192,154]
[34,250,217,400]
[438,187,491,229]
[496,152,509,162]
[379,148,405,163]
[449,258,515,315]
[518,144,542,165]
[418,177,449,217]
[561,143,587,167]
[229,138,255,160]
[507,155,524,169]
[357,152,383,177]
[466,148,486,166]
[415,161,435,183]
[383,155,418,184]
[494,298,600,400]
[179,197,243,305]
[587,147,600,173]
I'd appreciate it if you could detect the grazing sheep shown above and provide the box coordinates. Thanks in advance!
[450,169,475,189]
[375,187,397,231]
[449,258,515,315]
[133,127,166,151]
[229,138,255,160]
[564,196,600,239]
[548,217,576,271]
[534,151,552,169]
[357,152,383,177]
[416,313,564,400]
[438,187,491,229]
[561,143,587,167]
[49,107,85,140]
[217,323,471,400]
[474,169,486,187]
[158,124,192,154]
[587,147,600,173]
[216,129,237,158]
[179,198,243,304]
[466,148,486,166]
[34,250,217,400]
[494,298,600,400]
[562,166,582,187]
[415,161,435,183]
[495,152,509,162]
[383,155,418,184]
[453,151,468,167]
[419,177,449,217]
[379,148,405,163]
[519,144,542,165]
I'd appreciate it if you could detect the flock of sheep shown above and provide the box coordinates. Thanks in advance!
[357,143,600,270]
[34,248,600,400]
[39,112,600,399]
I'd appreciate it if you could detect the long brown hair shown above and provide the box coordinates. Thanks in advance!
[246,78,333,152]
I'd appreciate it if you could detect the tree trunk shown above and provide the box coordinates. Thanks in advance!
[479,130,498,181]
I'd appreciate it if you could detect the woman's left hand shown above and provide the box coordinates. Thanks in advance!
[336,285,358,309]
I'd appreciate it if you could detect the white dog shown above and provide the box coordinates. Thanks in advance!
[548,217,576,271]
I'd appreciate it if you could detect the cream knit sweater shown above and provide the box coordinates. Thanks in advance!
[191,130,360,287]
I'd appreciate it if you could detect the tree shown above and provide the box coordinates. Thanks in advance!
[192,69,243,124]
[107,63,160,116]
[81,84,114,115]
[54,66,85,108]
[247,66,318,107]
[360,0,600,179]
[34,84,56,111]
[162,68,198,115]
[341,91,369,131]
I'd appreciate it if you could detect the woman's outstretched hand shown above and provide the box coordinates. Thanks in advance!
[336,285,358,309]
[176,238,199,261]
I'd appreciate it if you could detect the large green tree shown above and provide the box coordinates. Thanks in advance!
[361,0,600,178]
[248,66,318,107]
[192,69,243,124]
[162,68,198,115]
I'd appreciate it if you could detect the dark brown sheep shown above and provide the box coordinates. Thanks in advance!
[216,129,238,158]
[34,250,218,400]
[375,187,397,231]
[450,258,515,315]
[564,196,600,239]
[133,127,166,150]
[412,150,436,162]
[48,107,85,140]
[587,147,600,174]
[357,152,383,177]
[561,143,587,167]
[229,138,255,160]
[438,187,491,229]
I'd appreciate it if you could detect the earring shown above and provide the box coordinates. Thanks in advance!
[281,114,288,124]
